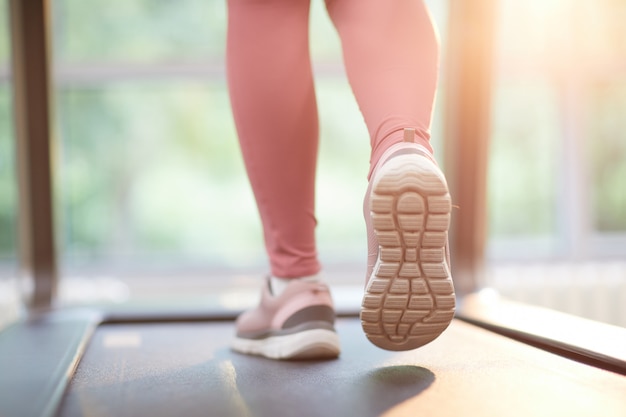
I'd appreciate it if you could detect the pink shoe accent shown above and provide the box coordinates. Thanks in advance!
[361,128,455,351]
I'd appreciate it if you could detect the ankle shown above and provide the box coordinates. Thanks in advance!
[369,128,434,180]
[270,273,323,296]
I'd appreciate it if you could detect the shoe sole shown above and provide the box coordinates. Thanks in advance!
[361,153,456,351]
[232,329,340,360]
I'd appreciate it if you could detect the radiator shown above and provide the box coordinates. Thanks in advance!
[485,261,626,328]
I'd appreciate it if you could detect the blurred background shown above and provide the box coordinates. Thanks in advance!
[0,0,624,326]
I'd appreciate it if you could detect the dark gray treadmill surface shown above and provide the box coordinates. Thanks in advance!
[57,319,626,417]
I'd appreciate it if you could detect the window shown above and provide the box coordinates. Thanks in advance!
[485,0,626,327]
[47,0,450,305]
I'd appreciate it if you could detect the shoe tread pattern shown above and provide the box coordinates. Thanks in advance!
[361,155,455,351]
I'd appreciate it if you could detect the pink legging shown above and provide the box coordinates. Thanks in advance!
[227,0,439,278]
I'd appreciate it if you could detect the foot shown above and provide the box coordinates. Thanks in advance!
[361,128,455,351]
[232,277,341,360]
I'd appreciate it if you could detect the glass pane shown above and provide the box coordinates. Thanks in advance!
[0,86,16,269]
[0,0,9,61]
[56,82,255,270]
[0,0,20,327]
[488,82,559,239]
[587,82,626,233]
[53,0,225,63]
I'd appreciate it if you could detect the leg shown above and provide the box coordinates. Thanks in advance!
[326,0,455,351]
[325,0,439,176]
[227,0,320,278]
[227,0,340,360]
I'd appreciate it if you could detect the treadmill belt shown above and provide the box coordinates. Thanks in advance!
[57,319,626,417]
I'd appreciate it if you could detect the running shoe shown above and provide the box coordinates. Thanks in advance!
[361,128,456,351]
[232,277,341,360]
